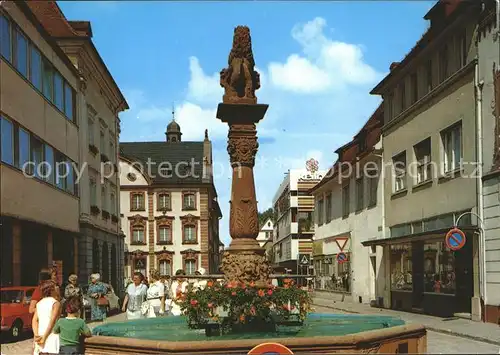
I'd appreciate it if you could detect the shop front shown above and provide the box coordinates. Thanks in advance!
[388,230,474,317]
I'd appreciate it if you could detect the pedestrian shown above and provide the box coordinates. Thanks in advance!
[121,272,148,320]
[144,269,166,318]
[53,296,91,355]
[87,273,108,322]
[63,274,82,317]
[32,280,61,355]
[170,270,188,317]
[30,268,54,314]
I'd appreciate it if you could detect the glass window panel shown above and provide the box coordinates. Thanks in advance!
[55,154,67,190]
[15,30,27,77]
[0,14,11,62]
[42,59,53,101]
[66,161,74,195]
[30,136,43,179]
[64,82,74,121]
[54,72,64,111]
[1,117,14,165]
[186,260,196,275]
[424,241,456,295]
[18,128,30,171]
[30,46,42,91]
[44,145,54,184]
[390,243,413,291]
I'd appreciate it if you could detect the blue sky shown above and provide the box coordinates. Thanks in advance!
[59,0,435,245]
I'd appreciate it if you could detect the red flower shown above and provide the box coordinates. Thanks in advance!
[267,289,273,296]
[231,291,237,296]
[208,302,214,308]
[250,306,256,316]
[258,289,265,297]
[207,281,213,287]
[249,281,256,287]
[190,300,198,306]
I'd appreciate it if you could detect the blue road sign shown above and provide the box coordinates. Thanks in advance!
[445,228,466,251]
[337,252,348,264]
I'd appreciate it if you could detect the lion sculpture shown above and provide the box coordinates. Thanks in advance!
[220,26,261,104]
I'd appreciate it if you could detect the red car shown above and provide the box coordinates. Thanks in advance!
[0,286,36,340]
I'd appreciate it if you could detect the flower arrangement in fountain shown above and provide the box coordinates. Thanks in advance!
[179,278,312,331]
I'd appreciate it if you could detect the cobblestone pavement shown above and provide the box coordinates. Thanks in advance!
[1,308,498,354]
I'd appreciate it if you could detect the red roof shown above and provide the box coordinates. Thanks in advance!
[25,1,81,38]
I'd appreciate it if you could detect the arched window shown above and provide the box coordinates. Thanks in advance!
[132,225,145,244]
[159,259,171,276]
[183,225,196,244]
[158,226,171,244]
[185,259,196,275]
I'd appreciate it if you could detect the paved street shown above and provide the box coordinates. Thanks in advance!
[1,307,498,354]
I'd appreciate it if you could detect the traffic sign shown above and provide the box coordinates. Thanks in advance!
[335,237,349,251]
[337,252,348,264]
[298,254,311,265]
[248,342,294,354]
[445,228,466,251]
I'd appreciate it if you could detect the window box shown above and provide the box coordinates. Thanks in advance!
[90,205,100,215]
[111,214,119,223]
[89,144,99,155]
[102,210,110,220]
[100,153,110,163]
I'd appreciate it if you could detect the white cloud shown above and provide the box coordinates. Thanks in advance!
[187,57,222,104]
[268,17,381,93]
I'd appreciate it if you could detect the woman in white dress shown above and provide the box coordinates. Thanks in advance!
[32,280,61,355]
[145,269,166,318]
[121,272,148,320]
[170,269,188,316]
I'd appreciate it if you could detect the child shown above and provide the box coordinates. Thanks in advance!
[53,296,91,355]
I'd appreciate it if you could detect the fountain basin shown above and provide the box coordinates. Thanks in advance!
[86,313,426,354]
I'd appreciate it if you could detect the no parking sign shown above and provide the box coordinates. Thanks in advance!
[445,228,466,251]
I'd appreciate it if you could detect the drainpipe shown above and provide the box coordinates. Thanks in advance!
[474,57,487,309]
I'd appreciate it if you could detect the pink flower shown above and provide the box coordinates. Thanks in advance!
[267,289,273,296]
[231,291,237,296]
[208,302,213,308]
[190,300,198,306]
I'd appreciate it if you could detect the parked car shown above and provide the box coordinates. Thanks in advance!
[0,286,36,340]
[80,284,121,317]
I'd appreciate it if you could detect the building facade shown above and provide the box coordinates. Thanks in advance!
[119,122,222,278]
[257,218,274,247]
[272,168,325,278]
[311,105,384,305]
[1,2,81,286]
[22,2,129,293]
[366,0,482,320]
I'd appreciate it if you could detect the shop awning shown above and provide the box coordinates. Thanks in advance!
[361,225,479,247]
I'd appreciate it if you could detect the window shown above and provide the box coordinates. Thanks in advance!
[43,145,54,184]
[55,153,67,189]
[317,198,324,225]
[183,193,196,210]
[90,179,97,206]
[390,243,413,291]
[64,82,74,121]
[424,241,455,295]
[158,193,171,210]
[15,30,27,77]
[392,152,407,192]
[159,260,171,276]
[414,138,432,184]
[101,184,107,212]
[100,130,105,154]
[368,174,378,207]
[459,29,467,68]
[410,72,418,104]
[88,119,94,145]
[0,14,11,61]
[42,59,53,101]
[18,128,30,170]
[184,225,196,243]
[110,191,116,215]
[342,184,350,218]
[441,123,462,173]
[159,226,171,243]
[30,46,42,90]
[325,193,332,223]
[30,136,43,179]
[185,260,196,275]
[355,178,363,211]
[66,161,75,195]
[109,141,114,162]
[426,60,433,93]
[400,83,406,112]
[132,227,145,243]
[1,116,14,165]
[439,45,448,83]
[131,193,145,211]
[54,72,64,112]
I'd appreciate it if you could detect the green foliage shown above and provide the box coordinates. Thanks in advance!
[179,279,312,330]
[258,208,274,227]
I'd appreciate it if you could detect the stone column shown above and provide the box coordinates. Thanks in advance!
[12,221,21,285]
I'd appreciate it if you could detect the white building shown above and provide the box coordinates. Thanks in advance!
[311,105,385,305]
[257,218,274,247]
[119,121,222,278]
[272,167,325,278]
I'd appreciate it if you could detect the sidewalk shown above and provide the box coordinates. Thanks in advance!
[312,295,500,346]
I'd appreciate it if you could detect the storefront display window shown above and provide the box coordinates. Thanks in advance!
[390,244,413,291]
[424,241,455,294]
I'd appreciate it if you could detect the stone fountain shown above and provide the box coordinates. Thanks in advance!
[85,26,427,355]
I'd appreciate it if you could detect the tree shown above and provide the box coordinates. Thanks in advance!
[258,208,274,227]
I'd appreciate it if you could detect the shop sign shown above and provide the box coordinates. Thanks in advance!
[445,228,466,251]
